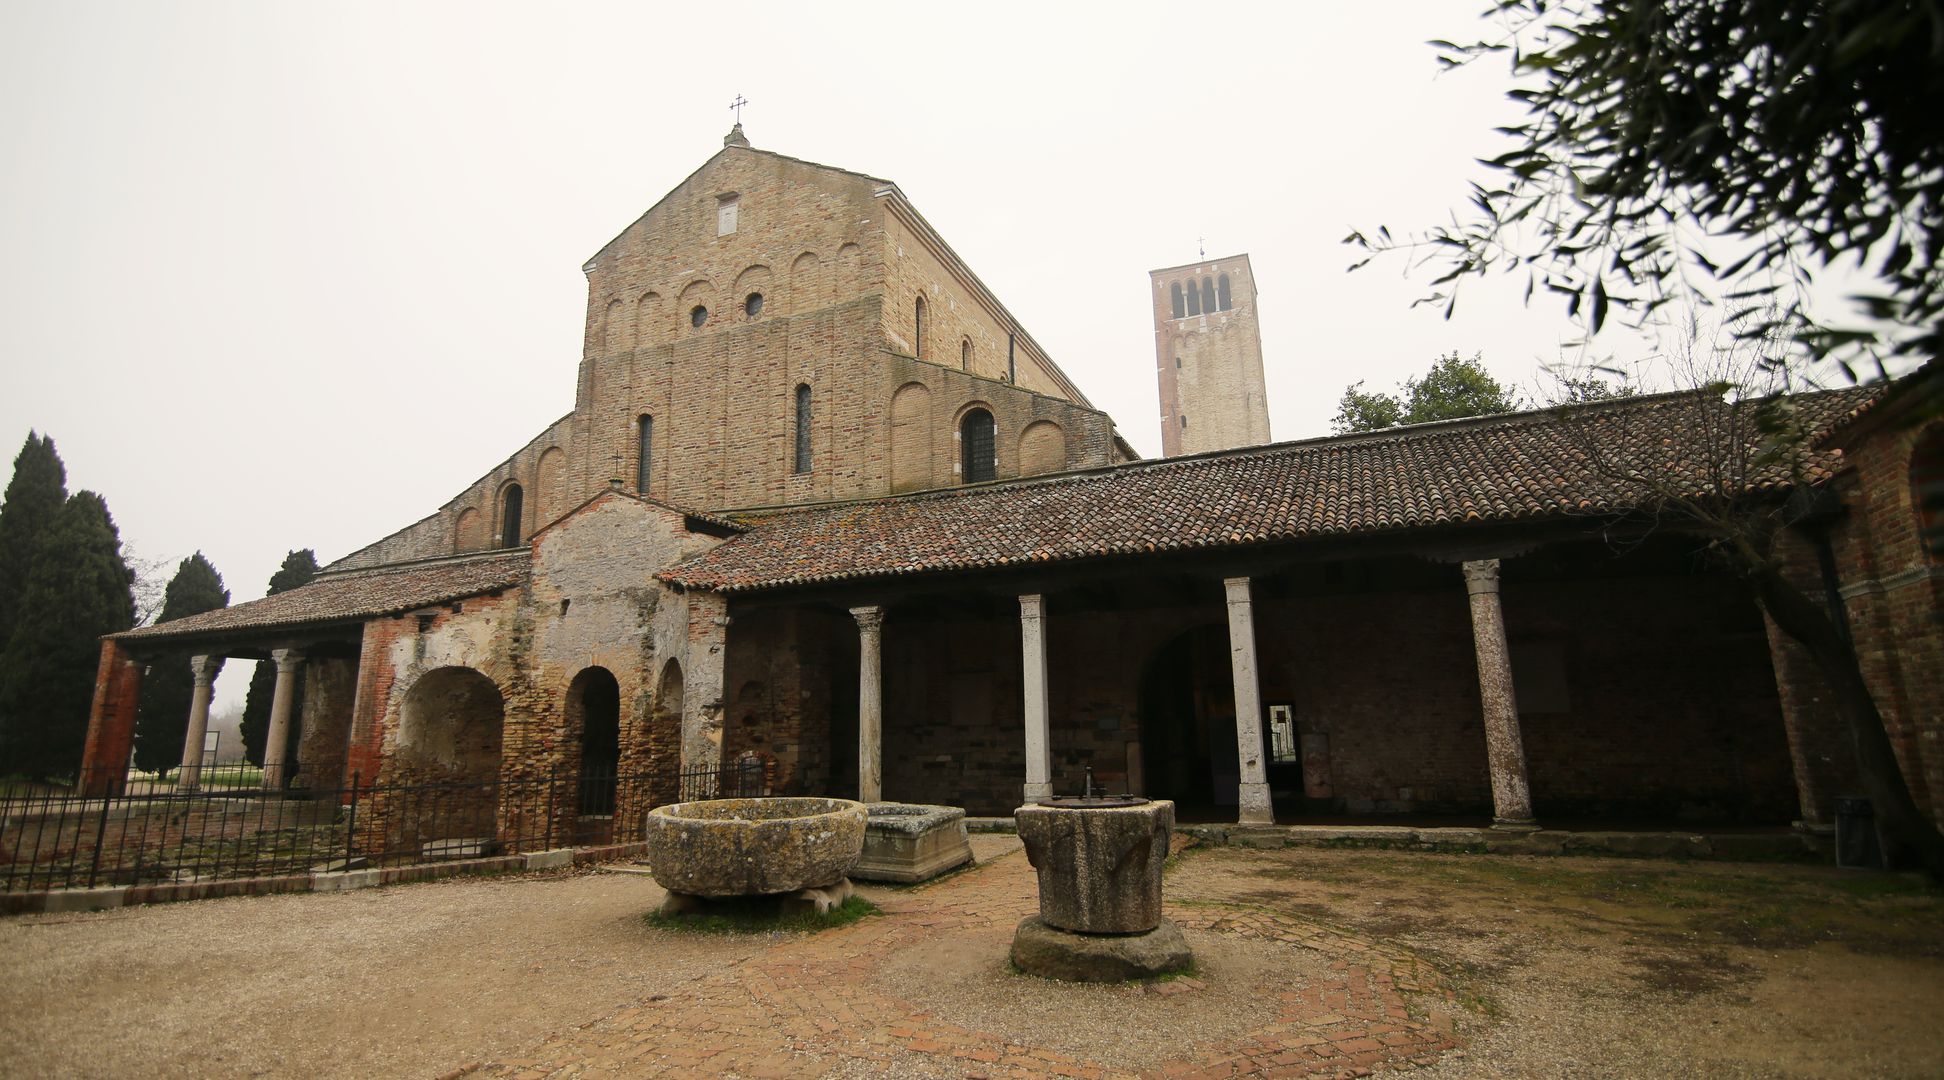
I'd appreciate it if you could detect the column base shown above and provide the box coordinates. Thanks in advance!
[1490,818,1539,832]
[1022,781,1053,804]
[1237,782,1275,825]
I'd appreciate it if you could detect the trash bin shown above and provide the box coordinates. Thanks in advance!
[1833,795,1882,869]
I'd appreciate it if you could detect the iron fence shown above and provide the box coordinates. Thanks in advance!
[0,759,774,894]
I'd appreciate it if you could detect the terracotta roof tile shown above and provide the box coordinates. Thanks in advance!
[116,551,530,644]
[663,387,1882,594]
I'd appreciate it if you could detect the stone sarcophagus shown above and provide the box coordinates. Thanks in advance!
[851,803,974,884]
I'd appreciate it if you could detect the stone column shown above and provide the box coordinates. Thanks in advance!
[177,655,221,792]
[1462,559,1536,827]
[261,649,304,790]
[1019,594,1053,804]
[851,606,884,803]
[1222,577,1275,825]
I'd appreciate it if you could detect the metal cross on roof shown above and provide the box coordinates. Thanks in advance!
[1198,236,1206,260]
[730,94,748,124]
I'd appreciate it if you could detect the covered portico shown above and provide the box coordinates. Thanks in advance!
[673,393,1835,827]
[701,525,1795,826]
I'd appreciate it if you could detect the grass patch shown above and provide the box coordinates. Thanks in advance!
[644,893,879,935]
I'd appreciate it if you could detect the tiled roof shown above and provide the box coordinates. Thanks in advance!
[662,386,1883,594]
[115,551,530,643]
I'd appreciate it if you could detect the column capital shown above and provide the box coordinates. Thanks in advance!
[271,648,304,673]
[188,655,221,684]
[1461,558,1502,596]
[849,605,883,633]
[1223,576,1252,604]
[1018,593,1044,619]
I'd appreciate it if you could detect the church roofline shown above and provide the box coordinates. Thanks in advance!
[583,142,893,271]
[578,136,1100,413]
[873,188,1096,410]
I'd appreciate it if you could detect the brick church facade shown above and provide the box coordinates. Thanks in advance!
[79,130,1944,840]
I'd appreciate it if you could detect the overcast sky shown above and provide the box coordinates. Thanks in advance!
[0,1,1758,706]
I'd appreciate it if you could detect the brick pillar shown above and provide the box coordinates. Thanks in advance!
[1019,594,1052,804]
[80,639,143,796]
[1462,560,1536,827]
[262,649,304,790]
[343,622,395,794]
[1223,577,1275,825]
[851,605,883,802]
[176,655,221,792]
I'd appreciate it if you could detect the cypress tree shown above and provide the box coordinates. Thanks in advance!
[0,432,69,650]
[239,549,319,765]
[132,553,230,776]
[0,492,135,779]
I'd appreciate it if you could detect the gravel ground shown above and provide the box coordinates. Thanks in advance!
[0,864,759,1079]
[3,838,1940,1078]
[1166,847,1944,1079]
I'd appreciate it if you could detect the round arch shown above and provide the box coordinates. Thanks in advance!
[396,666,505,785]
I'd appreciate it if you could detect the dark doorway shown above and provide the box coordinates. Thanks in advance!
[570,667,621,816]
[1138,625,1239,821]
[828,630,859,799]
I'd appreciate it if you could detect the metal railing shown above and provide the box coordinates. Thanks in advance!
[0,759,772,894]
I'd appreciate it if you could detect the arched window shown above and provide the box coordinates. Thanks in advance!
[1169,282,1185,319]
[960,408,996,484]
[636,415,654,494]
[690,305,708,328]
[1201,277,1217,314]
[961,338,972,372]
[1185,280,1202,317]
[914,295,927,358]
[1217,274,1232,311]
[793,384,812,474]
[1914,425,1944,562]
[498,484,524,547]
[744,292,764,317]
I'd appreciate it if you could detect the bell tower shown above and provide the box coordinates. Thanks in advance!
[1150,255,1271,456]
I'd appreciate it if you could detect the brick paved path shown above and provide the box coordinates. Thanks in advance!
[468,846,1460,1079]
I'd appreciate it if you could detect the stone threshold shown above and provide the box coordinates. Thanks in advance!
[965,817,1830,862]
[0,841,652,916]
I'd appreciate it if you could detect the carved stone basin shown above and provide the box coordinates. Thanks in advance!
[1016,798,1174,933]
[1011,797,1188,981]
[644,797,866,898]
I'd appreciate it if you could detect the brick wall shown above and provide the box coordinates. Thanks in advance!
[333,145,1126,573]
[1796,412,1944,824]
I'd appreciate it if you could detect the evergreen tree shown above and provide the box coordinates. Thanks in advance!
[132,553,230,776]
[0,432,69,649]
[239,549,319,765]
[0,493,135,779]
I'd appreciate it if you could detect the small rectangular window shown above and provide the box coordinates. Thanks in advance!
[716,195,739,236]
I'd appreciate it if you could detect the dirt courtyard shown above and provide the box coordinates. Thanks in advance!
[2,836,1941,1078]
